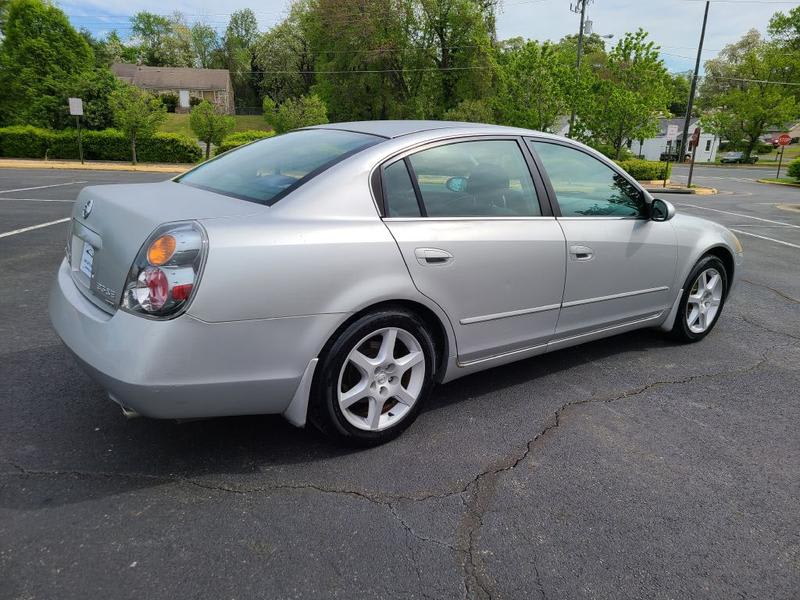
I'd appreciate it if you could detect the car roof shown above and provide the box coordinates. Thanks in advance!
[305,120,545,139]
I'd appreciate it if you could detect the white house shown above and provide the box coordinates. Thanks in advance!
[550,116,719,163]
[631,117,719,163]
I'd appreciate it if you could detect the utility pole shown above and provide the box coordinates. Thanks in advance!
[679,1,710,161]
[568,0,592,138]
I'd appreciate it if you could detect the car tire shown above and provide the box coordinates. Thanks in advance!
[308,308,437,446]
[669,255,728,343]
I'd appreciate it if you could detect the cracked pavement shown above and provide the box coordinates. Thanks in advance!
[1,166,799,599]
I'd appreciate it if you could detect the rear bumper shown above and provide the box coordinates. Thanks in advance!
[49,259,342,419]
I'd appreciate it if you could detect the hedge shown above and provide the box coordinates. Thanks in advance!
[615,159,672,181]
[216,129,275,155]
[0,126,201,163]
[787,158,800,181]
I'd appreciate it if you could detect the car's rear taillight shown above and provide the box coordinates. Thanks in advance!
[121,221,207,319]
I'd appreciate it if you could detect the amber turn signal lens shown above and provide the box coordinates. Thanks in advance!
[147,235,176,266]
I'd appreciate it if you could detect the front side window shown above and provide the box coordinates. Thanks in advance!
[394,140,541,218]
[178,129,382,205]
[530,141,646,217]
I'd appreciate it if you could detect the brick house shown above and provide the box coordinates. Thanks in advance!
[111,63,235,114]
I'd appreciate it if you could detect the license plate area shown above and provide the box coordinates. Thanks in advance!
[79,240,95,278]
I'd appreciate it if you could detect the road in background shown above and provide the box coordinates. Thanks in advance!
[1,168,798,600]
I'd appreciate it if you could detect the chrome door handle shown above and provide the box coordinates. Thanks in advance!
[569,245,594,261]
[414,247,453,266]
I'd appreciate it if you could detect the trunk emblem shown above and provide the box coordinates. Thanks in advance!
[82,198,93,219]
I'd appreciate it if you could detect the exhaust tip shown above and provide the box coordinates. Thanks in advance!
[109,394,141,419]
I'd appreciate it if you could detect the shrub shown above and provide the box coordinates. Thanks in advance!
[263,94,328,134]
[787,158,800,181]
[756,142,776,155]
[442,99,495,124]
[615,159,672,181]
[160,93,179,113]
[189,96,202,107]
[0,126,201,163]
[590,142,634,161]
[216,130,275,154]
[190,101,235,159]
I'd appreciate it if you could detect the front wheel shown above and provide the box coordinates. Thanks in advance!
[669,255,728,342]
[309,308,436,446]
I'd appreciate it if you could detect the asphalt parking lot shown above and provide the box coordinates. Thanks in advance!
[1,164,798,599]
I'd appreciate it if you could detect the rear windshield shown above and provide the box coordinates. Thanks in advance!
[177,129,382,205]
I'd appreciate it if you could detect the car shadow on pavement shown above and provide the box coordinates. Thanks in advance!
[1,329,680,510]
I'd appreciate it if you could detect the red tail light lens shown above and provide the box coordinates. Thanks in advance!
[121,221,207,319]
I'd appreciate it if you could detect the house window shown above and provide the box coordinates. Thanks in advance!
[215,90,226,103]
[705,139,712,152]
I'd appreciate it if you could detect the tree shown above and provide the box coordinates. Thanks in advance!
[0,0,95,127]
[254,2,314,104]
[443,99,494,123]
[700,29,798,159]
[263,94,328,133]
[668,72,692,116]
[577,29,670,158]
[130,11,193,67]
[189,101,235,159]
[109,83,167,164]
[191,23,220,68]
[223,9,260,110]
[768,6,800,50]
[495,39,570,131]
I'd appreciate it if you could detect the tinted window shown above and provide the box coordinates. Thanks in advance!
[178,129,381,205]
[530,142,646,217]
[405,140,541,217]
[383,160,421,217]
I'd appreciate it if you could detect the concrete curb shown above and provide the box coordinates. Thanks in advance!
[756,178,800,189]
[0,159,192,174]
[644,186,718,195]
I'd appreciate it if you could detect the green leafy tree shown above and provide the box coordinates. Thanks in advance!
[577,29,670,158]
[768,6,800,50]
[191,23,220,68]
[109,83,167,164]
[668,72,692,116]
[495,39,570,131]
[263,94,328,133]
[0,0,95,127]
[223,9,260,110]
[189,100,235,159]
[130,11,193,67]
[443,99,494,123]
[700,29,798,159]
[254,2,314,104]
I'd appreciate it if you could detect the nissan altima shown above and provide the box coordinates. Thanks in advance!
[49,121,743,445]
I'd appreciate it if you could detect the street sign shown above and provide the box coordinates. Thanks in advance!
[778,133,792,146]
[691,127,701,146]
[666,124,679,142]
[68,97,83,116]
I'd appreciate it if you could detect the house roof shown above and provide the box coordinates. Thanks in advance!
[111,63,230,91]
[656,117,700,138]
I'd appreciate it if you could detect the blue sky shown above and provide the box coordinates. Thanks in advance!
[59,0,797,73]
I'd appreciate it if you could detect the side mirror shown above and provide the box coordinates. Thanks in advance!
[446,176,468,193]
[650,198,676,222]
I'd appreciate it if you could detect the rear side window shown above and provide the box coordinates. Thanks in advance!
[383,160,421,217]
[404,140,541,217]
[178,129,382,205]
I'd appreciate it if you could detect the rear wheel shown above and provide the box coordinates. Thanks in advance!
[670,255,728,342]
[309,308,436,446]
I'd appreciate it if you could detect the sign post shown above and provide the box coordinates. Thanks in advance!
[776,133,791,179]
[68,98,84,164]
[664,124,679,188]
[687,127,701,189]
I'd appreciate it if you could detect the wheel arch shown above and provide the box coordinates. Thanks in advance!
[703,245,735,292]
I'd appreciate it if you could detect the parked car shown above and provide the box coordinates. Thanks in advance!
[720,151,758,164]
[50,121,743,445]
[658,151,692,162]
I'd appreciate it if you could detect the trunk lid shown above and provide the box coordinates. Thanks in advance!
[67,180,261,313]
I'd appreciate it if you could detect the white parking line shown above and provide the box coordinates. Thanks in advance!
[678,203,800,229]
[730,229,800,250]
[0,197,75,202]
[0,181,86,195]
[0,218,70,239]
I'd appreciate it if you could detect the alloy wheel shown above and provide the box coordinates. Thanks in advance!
[686,267,723,334]
[337,327,425,431]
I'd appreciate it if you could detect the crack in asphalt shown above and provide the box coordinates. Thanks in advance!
[732,313,800,342]
[741,278,800,305]
[3,346,788,600]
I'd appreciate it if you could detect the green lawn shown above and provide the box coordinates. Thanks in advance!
[757,177,800,186]
[159,114,271,139]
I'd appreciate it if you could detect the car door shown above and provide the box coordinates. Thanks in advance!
[378,137,567,365]
[527,139,677,339]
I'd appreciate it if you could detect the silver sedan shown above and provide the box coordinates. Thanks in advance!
[49,121,743,445]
